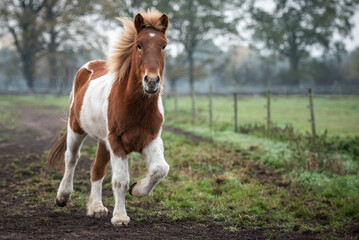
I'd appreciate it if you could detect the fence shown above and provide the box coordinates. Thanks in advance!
[172,84,359,96]
[163,87,351,138]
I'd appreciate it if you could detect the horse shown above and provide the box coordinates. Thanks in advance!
[47,10,170,226]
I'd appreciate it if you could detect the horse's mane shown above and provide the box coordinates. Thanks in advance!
[107,9,165,82]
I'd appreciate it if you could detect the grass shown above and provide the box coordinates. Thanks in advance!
[123,131,359,235]
[0,95,69,112]
[162,95,359,236]
[164,95,359,137]
[5,130,357,237]
[1,94,358,238]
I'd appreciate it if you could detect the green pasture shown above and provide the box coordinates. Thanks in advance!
[0,95,69,111]
[164,95,359,137]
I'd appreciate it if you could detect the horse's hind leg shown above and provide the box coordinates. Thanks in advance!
[56,126,86,207]
[130,137,169,197]
[87,141,110,217]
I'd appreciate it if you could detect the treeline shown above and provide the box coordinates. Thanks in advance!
[211,46,359,88]
[0,0,358,93]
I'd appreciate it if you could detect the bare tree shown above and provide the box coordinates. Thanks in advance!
[0,0,45,90]
[0,0,114,91]
[42,0,95,90]
[248,0,359,85]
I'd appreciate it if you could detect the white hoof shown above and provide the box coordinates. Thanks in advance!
[87,202,108,218]
[56,191,71,207]
[111,212,130,226]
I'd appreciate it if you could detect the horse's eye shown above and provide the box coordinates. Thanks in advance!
[137,44,142,50]
[162,45,166,50]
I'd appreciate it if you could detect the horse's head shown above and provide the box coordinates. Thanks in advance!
[133,13,169,94]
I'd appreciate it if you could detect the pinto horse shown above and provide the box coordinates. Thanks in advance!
[47,10,170,226]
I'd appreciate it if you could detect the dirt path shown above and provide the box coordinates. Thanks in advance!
[0,105,65,156]
[0,104,316,240]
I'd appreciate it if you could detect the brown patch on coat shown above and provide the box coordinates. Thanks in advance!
[91,141,110,182]
[69,60,108,134]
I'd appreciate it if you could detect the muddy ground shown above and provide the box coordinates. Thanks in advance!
[0,103,320,239]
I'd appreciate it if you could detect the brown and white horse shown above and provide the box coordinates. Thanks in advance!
[47,10,170,226]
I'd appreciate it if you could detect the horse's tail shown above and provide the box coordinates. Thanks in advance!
[47,128,67,168]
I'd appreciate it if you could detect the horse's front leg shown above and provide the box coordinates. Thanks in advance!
[110,152,130,226]
[130,137,170,197]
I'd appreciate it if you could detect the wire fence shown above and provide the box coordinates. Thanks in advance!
[163,88,359,137]
[179,84,359,96]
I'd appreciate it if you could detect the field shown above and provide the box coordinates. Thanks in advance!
[164,95,359,137]
[0,95,358,239]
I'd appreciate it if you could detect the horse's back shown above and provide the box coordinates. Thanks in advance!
[74,60,108,93]
[69,60,110,137]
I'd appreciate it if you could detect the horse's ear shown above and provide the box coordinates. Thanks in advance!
[158,13,169,32]
[134,13,145,33]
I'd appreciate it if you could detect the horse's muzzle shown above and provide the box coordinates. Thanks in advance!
[144,75,160,94]
[144,87,158,94]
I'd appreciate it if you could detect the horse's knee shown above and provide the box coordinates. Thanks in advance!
[130,162,169,198]
[152,162,170,180]
[112,175,129,191]
[65,130,85,159]
[64,149,79,167]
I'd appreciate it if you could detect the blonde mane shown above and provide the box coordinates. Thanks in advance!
[107,9,166,82]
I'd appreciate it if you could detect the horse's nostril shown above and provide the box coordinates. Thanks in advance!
[144,75,149,84]
[155,76,160,84]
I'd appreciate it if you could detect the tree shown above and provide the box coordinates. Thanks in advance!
[346,47,359,83]
[0,0,45,90]
[0,48,23,91]
[165,53,186,93]
[0,0,113,91]
[42,0,96,90]
[248,0,359,85]
[165,53,186,112]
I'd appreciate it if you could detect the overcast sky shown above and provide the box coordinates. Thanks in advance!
[343,11,359,51]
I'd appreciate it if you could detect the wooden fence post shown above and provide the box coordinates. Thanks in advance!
[234,93,238,132]
[308,88,316,138]
[191,89,196,124]
[209,86,213,131]
[267,91,271,130]
[174,87,178,114]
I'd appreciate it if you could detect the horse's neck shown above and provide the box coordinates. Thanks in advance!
[119,71,159,111]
